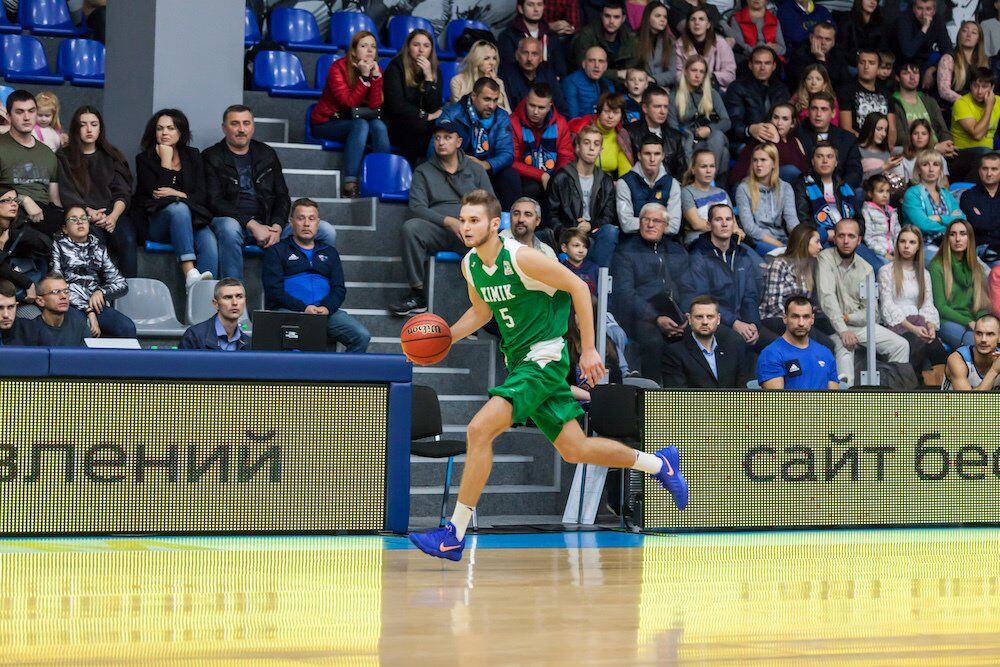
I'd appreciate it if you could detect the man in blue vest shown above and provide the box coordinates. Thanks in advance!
[615,134,681,238]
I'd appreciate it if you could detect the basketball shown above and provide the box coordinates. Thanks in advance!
[400,313,452,365]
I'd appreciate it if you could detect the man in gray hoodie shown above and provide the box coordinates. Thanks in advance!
[389,121,495,317]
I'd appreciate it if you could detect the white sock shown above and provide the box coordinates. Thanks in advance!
[632,451,662,474]
[450,502,474,540]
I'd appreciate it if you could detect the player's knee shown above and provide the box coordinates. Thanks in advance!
[555,439,585,464]
[466,417,496,445]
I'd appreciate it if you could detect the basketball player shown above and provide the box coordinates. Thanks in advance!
[942,314,1000,391]
[408,190,688,561]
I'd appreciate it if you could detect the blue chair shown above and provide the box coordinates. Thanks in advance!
[57,38,104,87]
[0,85,14,105]
[19,0,83,37]
[950,182,975,192]
[378,56,392,73]
[245,7,262,47]
[303,104,345,151]
[439,19,489,59]
[251,51,320,98]
[314,53,340,92]
[387,15,435,51]
[0,10,20,34]
[269,7,339,53]
[328,11,394,56]
[360,153,412,202]
[0,35,63,84]
[439,59,460,102]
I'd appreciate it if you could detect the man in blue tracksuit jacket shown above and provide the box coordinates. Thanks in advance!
[262,198,370,353]
[438,80,521,209]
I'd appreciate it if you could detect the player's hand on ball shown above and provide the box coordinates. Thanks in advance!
[578,348,606,386]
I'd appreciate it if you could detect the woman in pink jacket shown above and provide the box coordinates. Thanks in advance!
[674,8,736,92]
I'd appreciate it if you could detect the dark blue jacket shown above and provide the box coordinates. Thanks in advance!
[609,232,690,338]
[262,237,346,313]
[179,316,250,351]
[438,95,515,172]
[960,184,1000,248]
[682,234,761,326]
[500,60,569,118]
[776,0,832,47]
[560,70,614,120]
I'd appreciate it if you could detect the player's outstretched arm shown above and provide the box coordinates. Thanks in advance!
[515,246,606,385]
[449,269,494,344]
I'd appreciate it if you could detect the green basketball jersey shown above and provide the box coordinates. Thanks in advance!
[463,237,572,366]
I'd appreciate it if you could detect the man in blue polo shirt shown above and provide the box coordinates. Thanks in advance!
[262,198,370,353]
[757,295,839,390]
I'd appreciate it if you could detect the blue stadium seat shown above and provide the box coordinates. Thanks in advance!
[0,85,14,104]
[0,35,63,84]
[57,38,104,87]
[0,10,20,34]
[245,6,262,47]
[378,56,392,73]
[19,0,83,37]
[435,212,509,262]
[314,53,340,92]
[251,50,320,98]
[439,19,489,60]
[950,182,975,192]
[328,11,394,56]
[269,7,339,53]
[303,104,345,151]
[360,153,412,202]
[439,59,460,102]
[387,15,434,51]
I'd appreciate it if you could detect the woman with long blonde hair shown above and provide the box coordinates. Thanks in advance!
[383,28,442,165]
[668,55,730,177]
[901,148,965,250]
[937,21,987,104]
[878,225,948,385]
[449,40,511,111]
[310,30,390,197]
[929,219,989,347]
[733,143,797,252]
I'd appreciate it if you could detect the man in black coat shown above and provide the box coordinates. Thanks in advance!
[501,37,569,117]
[661,295,752,388]
[794,91,863,189]
[724,46,791,145]
[202,105,337,281]
[786,21,850,90]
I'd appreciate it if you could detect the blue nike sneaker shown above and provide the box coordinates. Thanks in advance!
[652,446,689,510]
[408,522,466,561]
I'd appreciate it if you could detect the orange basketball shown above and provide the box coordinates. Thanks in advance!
[400,313,452,365]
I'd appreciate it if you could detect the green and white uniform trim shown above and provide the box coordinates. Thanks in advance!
[463,237,583,441]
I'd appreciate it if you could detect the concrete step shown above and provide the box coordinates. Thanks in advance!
[343,311,411,338]
[411,365,489,394]
[245,91,313,143]
[410,434,557,487]
[436,395,494,424]
[409,485,569,520]
[342,282,409,309]
[282,168,341,199]
[269,142,343,170]
[340,255,407,283]
[255,118,289,144]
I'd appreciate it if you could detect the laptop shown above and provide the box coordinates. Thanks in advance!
[85,338,142,349]
[250,311,327,352]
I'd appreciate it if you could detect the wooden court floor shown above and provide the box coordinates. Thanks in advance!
[1,529,999,665]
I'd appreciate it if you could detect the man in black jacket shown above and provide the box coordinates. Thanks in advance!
[893,0,952,89]
[662,295,752,388]
[610,204,689,384]
[203,105,336,281]
[262,198,369,352]
[786,22,850,90]
[547,124,618,267]
[794,91,863,189]
[501,37,569,117]
[179,277,250,351]
[624,87,685,176]
[497,0,566,78]
[724,46,791,145]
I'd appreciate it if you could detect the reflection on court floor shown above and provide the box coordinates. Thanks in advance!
[2,530,999,664]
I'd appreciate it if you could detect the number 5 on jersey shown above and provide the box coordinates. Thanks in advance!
[499,307,515,328]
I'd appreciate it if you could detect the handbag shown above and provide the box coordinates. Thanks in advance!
[348,107,381,121]
[890,314,927,336]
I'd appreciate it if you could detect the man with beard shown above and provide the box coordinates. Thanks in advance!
[757,294,840,390]
[500,197,557,259]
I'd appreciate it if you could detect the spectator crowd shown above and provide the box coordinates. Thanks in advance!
[4,0,1000,392]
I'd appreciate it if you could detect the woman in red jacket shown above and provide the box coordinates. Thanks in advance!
[309,30,390,198]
